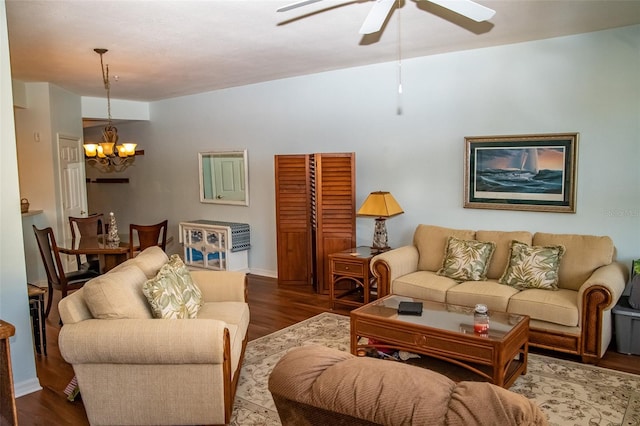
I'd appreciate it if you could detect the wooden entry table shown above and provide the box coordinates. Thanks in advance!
[0,319,17,426]
[350,295,529,388]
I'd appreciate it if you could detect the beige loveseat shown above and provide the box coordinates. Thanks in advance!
[371,225,628,363]
[269,345,548,425]
[58,246,250,425]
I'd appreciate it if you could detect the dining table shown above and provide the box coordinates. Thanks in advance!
[58,234,175,274]
[57,234,131,274]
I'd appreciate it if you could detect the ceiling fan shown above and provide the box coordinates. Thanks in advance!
[277,0,496,34]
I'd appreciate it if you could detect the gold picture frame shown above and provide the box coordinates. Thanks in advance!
[464,133,578,213]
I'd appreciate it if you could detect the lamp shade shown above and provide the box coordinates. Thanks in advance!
[357,191,404,218]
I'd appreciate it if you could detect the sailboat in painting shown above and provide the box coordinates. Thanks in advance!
[519,149,539,175]
[476,148,563,194]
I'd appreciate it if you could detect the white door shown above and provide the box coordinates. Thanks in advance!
[57,134,88,269]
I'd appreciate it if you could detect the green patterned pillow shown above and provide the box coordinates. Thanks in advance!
[143,264,190,319]
[437,237,496,282]
[499,240,565,290]
[166,254,203,318]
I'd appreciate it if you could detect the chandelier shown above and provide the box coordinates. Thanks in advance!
[83,48,137,172]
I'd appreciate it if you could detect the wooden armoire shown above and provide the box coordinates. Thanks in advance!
[275,153,356,294]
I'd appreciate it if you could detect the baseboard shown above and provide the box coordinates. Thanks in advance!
[14,377,42,398]
[248,268,277,278]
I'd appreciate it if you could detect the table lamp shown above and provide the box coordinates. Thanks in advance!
[357,191,404,252]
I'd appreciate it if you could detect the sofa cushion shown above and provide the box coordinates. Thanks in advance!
[437,237,495,282]
[143,264,190,319]
[198,301,250,339]
[392,271,459,303]
[414,225,475,272]
[476,230,533,280]
[166,254,203,317]
[533,233,614,291]
[83,265,153,319]
[446,280,519,312]
[500,241,565,290]
[198,301,250,376]
[508,288,579,327]
[130,246,170,279]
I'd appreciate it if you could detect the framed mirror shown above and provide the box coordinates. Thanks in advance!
[199,150,249,206]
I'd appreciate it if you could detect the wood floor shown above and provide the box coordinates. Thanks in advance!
[15,274,640,425]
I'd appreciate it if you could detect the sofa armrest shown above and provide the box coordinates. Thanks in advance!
[370,245,420,296]
[576,261,628,362]
[190,270,248,302]
[59,318,229,365]
[577,262,628,312]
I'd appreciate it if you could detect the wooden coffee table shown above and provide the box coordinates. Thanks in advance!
[350,295,529,388]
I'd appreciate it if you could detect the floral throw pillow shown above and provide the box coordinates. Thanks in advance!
[143,255,204,319]
[166,254,203,318]
[143,264,190,319]
[437,237,496,282]
[499,240,565,290]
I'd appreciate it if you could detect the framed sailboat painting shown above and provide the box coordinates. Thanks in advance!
[464,133,578,213]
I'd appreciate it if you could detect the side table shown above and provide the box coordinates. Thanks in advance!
[329,247,379,309]
[27,284,47,356]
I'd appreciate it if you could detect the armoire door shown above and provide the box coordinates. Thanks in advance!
[275,153,356,293]
[312,153,356,294]
[275,154,313,286]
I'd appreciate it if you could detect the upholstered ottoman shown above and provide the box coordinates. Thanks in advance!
[268,345,548,426]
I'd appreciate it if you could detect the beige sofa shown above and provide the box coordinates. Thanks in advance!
[371,225,628,363]
[58,246,250,425]
[269,345,548,425]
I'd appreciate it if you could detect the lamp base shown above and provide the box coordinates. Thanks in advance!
[371,217,389,251]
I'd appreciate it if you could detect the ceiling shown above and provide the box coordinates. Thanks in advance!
[6,0,640,102]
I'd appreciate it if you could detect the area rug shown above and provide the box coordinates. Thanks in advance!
[230,312,640,426]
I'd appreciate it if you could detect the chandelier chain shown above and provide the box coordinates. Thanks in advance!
[98,52,113,126]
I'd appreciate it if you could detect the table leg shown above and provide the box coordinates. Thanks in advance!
[362,279,369,305]
[351,331,358,355]
[329,274,335,309]
[99,252,129,273]
[39,294,47,356]
[29,299,41,355]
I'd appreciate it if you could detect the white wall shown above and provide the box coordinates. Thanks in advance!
[86,25,640,277]
[0,0,40,396]
[15,83,83,234]
[15,83,84,286]
[15,83,56,225]
[9,64,83,398]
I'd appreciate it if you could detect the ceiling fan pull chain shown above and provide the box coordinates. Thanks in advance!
[396,0,403,115]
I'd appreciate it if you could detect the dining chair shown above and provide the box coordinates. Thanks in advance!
[33,225,100,318]
[129,220,168,258]
[69,213,105,273]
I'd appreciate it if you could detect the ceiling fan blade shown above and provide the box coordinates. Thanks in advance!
[426,0,495,22]
[359,0,397,34]
[277,0,325,13]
